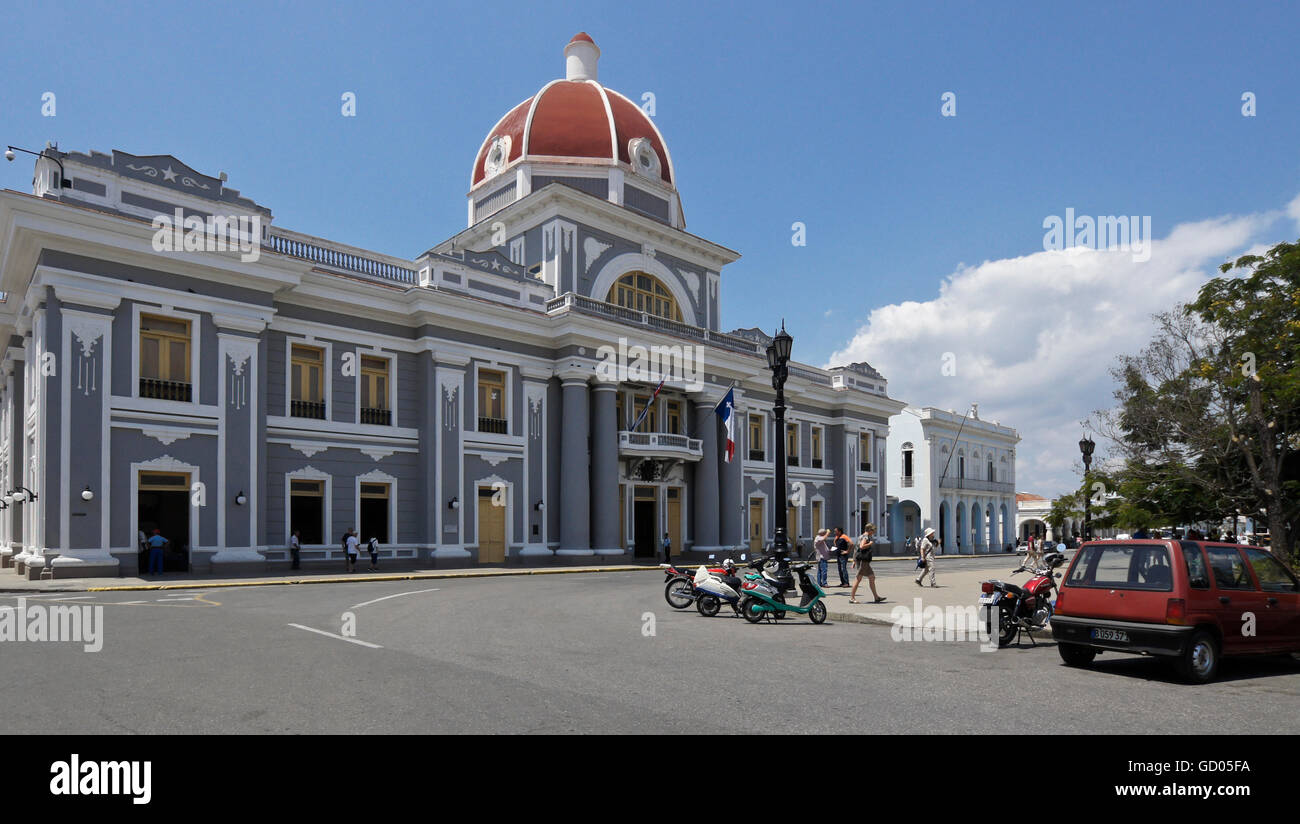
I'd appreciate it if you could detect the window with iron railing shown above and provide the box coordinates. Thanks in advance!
[139,314,192,401]
[748,414,764,461]
[477,368,507,434]
[360,355,390,426]
[859,432,872,471]
[291,344,326,419]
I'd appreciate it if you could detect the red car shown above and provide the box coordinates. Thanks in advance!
[1051,540,1300,683]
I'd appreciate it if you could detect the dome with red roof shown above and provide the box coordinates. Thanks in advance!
[471,34,675,193]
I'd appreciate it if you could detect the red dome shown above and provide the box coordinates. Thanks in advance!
[471,39,674,189]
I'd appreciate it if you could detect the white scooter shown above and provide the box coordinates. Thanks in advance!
[693,560,746,617]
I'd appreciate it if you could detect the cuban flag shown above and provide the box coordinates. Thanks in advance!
[716,388,736,463]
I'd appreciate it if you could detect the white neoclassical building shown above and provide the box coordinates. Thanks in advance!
[887,405,1019,554]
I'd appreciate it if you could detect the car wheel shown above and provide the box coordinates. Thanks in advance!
[1176,630,1220,684]
[1058,642,1097,667]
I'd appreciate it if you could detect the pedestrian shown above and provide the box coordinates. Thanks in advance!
[812,528,832,587]
[146,529,167,575]
[833,527,851,587]
[366,536,380,571]
[290,529,301,570]
[662,531,672,564]
[344,528,360,573]
[850,523,885,604]
[914,527,938,587]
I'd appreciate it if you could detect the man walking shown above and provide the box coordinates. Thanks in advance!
[833,527,851,587]
[915,527,938,587]
[290,530,301,570]
[662,531,672,564]
[344,528,360,573]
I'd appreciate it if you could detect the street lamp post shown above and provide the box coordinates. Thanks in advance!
[1079,435,1095,542]
[766,323,793,556]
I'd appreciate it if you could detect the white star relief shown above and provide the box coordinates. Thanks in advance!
[161,166,177,182]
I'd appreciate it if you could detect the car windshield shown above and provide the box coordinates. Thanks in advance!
[1066,544,1174,591]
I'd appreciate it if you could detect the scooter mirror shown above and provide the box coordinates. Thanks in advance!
[740,554,747,560]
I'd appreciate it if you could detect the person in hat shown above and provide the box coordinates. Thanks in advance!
[915,527,938,587]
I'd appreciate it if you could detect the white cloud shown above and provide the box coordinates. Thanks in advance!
[826,205,1288,498]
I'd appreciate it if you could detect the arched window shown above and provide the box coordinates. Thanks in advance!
[607,272,683,322]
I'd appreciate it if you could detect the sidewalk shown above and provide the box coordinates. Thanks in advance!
[0,563,664,593]
[819,559,1034,626]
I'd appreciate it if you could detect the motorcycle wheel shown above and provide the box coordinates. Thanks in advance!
[808,600,827,624]
[742,597,766,624]
[664,578,694,610]
[998,603,1018,647]
[696,593,721,617]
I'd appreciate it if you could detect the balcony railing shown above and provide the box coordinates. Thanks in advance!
[786,455,798,467]
[749,450,766,462]
[360,407,391,426]
[618,431,703,461]
[940,477,1014,493]
[291,400,326,420]
[139,378,192,402]
[478,417,508,435]
[265,230,417,285]
[860,462,872,472]
[811,458,823,469]
[545,293,763,356]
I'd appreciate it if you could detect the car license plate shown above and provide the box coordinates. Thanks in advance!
[1090,628,1129,642]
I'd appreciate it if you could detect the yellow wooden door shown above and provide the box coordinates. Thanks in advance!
[749,498,764,553]
[477,487,505,563]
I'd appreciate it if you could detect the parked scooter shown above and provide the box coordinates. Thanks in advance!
[740,560,828,624]
[979,552,1067,646]
[694,560,748,617]
[662,560,727,610]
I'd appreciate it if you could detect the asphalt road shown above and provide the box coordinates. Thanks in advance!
[3,565,1298,734]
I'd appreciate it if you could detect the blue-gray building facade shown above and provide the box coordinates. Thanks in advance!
[0,39,905,579]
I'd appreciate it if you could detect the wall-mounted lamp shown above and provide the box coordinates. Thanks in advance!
[235,490,247,506]
[81,485,94,502]
[2,491,11,504]
[448,496,459,510]
[534,500,545,512]
[14,486,36,502]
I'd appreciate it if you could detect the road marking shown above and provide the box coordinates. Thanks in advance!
[157,597,194,601]
[349,587,440,610]
[44,596,97,601]
[287,623,382,649]
[117,601,147,605]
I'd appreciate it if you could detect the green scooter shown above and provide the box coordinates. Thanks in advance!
[740,560,827,624]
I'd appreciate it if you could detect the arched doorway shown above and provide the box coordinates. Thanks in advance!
[986,503,997,554]
[970,502,982,554]
[954,504,965,555]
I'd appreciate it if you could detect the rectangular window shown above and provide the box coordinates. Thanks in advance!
[360,356,391,425]
[477,369,508,434]
[786,423,799,467]
[811,426,823,469]
[289,479,325,544]
[616,393,625,430]
[290,344,325,419]
[666,400,682,435]
[859,432,871,472]
[359,482,390,544]
[748,414,764,461]
[139,314,192,401]
[1206,546,1255,591]
[1066,544,1174,591]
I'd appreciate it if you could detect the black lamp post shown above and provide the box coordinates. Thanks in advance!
[766,322,793,556]
[1079,435,1095,542]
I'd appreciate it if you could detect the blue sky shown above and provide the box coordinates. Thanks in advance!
[2,0,1297,495]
